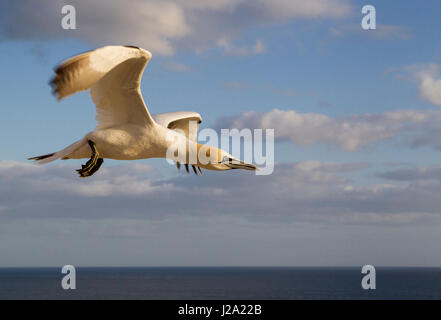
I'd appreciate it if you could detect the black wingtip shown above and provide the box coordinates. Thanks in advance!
[28,153,55,161]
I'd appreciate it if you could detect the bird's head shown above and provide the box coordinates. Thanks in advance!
[196,144,258,171]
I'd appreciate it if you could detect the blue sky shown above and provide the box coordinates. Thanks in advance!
[2,0,441,166]
[2,0,441,267]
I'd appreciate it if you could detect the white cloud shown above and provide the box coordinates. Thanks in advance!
[4,160,441,266]
[1,1,191,55]
[405,64,441,106]
[215,108,441,150]
[180,0,239,10]
[254,0,351,19]
[378,165,441,182]
[330,24,412,40]
[0,0,352,55]
[2,159,441,226]
[217,38,267,56]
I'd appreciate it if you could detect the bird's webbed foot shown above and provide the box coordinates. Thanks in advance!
[76,140,104,178]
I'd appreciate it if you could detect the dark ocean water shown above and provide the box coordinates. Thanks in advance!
[0,267,440,300]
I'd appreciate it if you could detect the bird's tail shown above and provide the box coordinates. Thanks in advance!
[28,138,86,164]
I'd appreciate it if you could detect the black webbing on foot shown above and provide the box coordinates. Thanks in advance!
[76,140,103,178]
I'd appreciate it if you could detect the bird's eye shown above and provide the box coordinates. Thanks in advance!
[222,156,233,163]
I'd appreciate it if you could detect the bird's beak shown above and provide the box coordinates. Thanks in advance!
[223,158,258,171]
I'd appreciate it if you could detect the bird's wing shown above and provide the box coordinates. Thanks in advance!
[153,111,202,141]
[50,45,154,129]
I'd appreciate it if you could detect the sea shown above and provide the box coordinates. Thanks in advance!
[0,267,440,300]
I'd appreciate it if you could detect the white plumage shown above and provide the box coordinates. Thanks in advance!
[29,45,257,177]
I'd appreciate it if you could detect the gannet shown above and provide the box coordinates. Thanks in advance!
[29,45,257,177]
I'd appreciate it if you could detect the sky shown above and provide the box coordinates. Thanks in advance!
[1,0,441,267]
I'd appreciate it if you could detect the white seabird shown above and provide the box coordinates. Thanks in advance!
[29,45,257,177]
